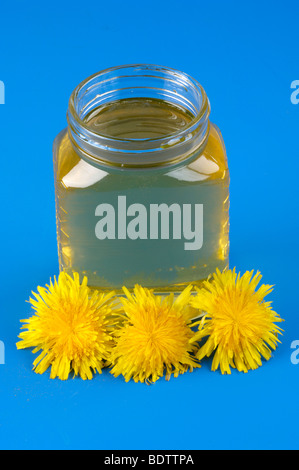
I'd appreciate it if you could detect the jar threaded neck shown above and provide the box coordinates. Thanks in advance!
[67,64,210,170]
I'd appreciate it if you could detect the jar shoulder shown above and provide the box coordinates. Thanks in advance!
[53,123,229,189]
[205,123,228,170]
[166,123,228,184]
[53,129,81,181]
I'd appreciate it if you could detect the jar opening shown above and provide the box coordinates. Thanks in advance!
[67,64,210,169]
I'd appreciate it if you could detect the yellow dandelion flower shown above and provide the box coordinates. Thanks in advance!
[109,284,199,384]
[190,268,284,374]
[16,272,118,380]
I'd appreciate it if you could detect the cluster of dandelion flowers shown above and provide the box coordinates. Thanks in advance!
[109,285,200,383]
[16,272,118,380]
[190,269,284,374]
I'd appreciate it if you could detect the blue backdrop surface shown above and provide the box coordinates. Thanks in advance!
[0,0,298,450]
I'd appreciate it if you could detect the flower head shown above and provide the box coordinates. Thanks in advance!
[16,272,118,380]
[109,285,199,383]
[190,268,283,374]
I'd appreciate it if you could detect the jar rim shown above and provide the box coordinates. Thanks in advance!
[67,64,211,169]
[68,64,209,143]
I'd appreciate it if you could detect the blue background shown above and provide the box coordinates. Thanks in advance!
[0,0,298,450]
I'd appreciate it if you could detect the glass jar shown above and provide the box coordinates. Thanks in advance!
[53,64,229,293]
